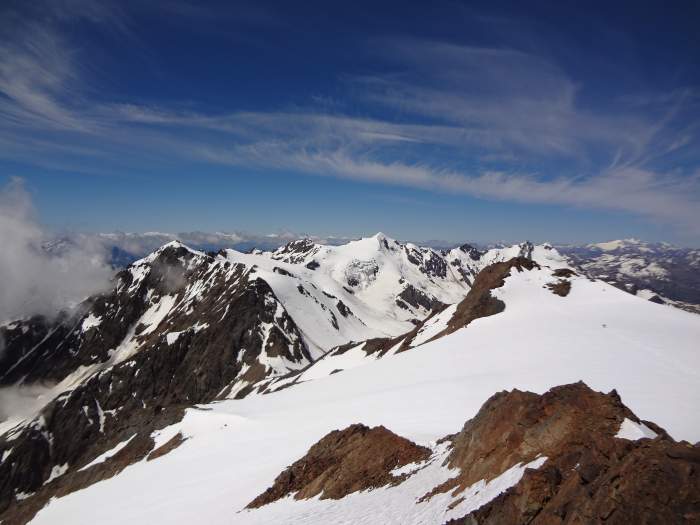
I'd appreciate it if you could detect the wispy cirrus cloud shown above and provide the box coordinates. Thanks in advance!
[195,143,700,232]
[0,4,698,236]
[0,0,129,131]
[350,39,696,166]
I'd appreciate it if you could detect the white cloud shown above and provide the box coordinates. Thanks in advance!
[0,178,113,324]
[0,384,56,423]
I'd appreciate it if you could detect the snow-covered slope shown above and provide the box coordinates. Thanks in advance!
[268,232,471,319]
[224,235,569,356]
[22,258,700,525]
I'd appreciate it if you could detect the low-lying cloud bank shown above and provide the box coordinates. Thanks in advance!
[0,178,113,325]
[0,384,56,424]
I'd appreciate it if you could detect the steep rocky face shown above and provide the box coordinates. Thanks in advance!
[403,244,449,279]
[448,248,481,286]
[0,315,75,385]
[0,242,312,521]
[433,383,642,499]
[246,383,699,524]
[1,242,311,388]
[396,284,447,313]
[270,239,320,264]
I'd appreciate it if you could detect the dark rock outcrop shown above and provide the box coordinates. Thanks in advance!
[271,239,319,265]
[247,423,431,507]
[397,284,446,313]
[457,243,484,261]
[0,244,312,523]
[546,280,572,297]
[442,257,539,337]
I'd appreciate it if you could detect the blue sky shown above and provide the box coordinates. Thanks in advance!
[0,0,698,245]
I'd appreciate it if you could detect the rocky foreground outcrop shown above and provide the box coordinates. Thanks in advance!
[246,382,700,523]
[248,424,431,507]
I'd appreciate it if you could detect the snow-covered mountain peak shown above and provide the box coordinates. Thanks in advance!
[134,239,206,266]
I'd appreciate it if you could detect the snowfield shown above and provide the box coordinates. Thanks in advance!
[30,265,700,524]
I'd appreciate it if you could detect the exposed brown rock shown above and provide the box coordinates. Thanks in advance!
[546,279,572,297]
[552,268,577,278]
[441,256,539,338]
[441,382,699,524]
[248,383,699,524]
[247,423,431,508]
[448,439,700,524]
[429,383,638,499]
[147,432,186,461]
[546,268,575,297]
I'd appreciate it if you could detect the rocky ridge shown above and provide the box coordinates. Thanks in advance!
[246,382,700,524]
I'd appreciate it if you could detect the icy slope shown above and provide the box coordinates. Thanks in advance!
[29,263,700,525]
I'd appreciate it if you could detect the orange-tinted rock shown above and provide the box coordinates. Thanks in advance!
[247,423,431,508]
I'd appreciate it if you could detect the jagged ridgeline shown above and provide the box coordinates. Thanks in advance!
[0,234,698,524]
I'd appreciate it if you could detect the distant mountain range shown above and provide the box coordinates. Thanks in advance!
[42,233,700,314]
[556,239,700,313]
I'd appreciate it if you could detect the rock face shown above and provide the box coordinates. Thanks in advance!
[0,242,312,522]
[247,424,431,507]
[270,239,320,265]
[442,257,538,337]
[0,242,310,389]
[247,383,700,524]
[445,382,700,524]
